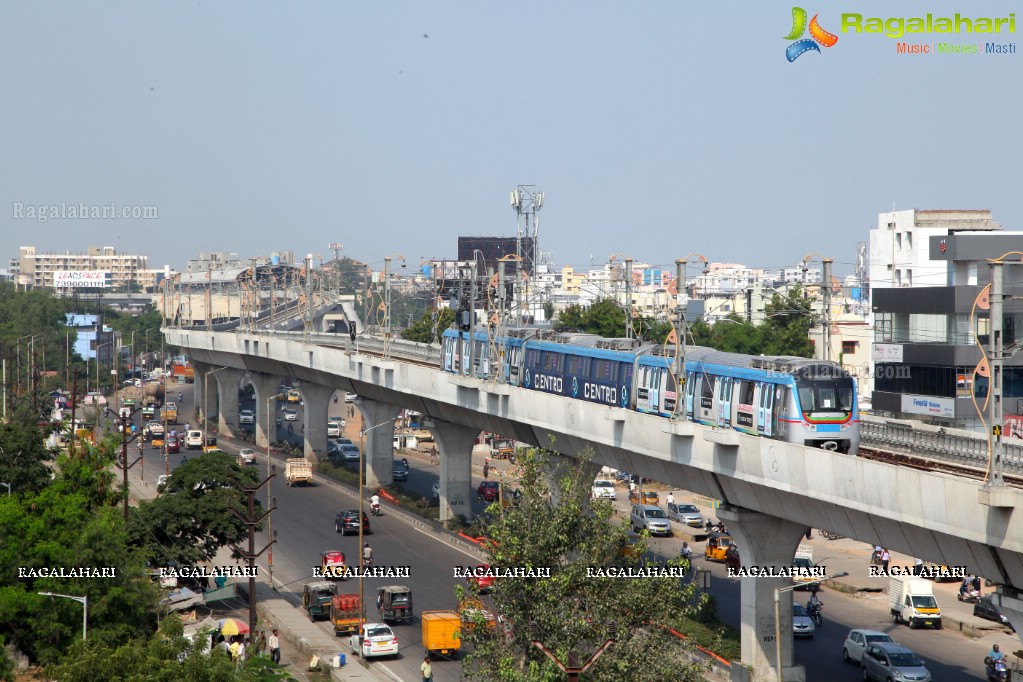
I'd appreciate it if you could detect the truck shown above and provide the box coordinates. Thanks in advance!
[284,458,313,486]
[172,363,195,383]
[421,610,461,659]
[142,382,164,418]
[890,577,942,629]
[329,593,363,635]
[490,438,515,460]
[302,581,338,621]
[162,402,178,424]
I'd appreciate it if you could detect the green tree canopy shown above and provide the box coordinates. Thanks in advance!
[0,418,57,495]
[127,452,264,567]
[401,307,455,343]
[458,447,711,681]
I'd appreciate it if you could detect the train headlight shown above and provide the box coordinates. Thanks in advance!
[803,422,816,431]
[840,423,851,431]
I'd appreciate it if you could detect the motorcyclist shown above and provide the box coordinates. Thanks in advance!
[961,575,975,600]
[370,494,381,515]
[807,591,823,611]
[986,643,1008,679]
[363,543,373,566]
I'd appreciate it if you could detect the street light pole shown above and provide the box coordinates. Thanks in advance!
[359,416,396,628]
[773,571,847,682]
[38,592,87,640]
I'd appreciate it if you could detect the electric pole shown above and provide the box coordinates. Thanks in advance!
[230,472,277,640]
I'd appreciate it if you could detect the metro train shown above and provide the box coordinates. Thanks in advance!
[441,327,859,455]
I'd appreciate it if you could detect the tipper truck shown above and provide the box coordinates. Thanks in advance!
[422,610,461,659]
[890,577,942,629]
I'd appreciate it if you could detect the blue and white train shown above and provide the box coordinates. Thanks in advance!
[441,327,859,455]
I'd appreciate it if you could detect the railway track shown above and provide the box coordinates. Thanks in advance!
[858,446,1023,486]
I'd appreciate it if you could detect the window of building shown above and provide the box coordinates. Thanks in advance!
[906,231,913,249]
[907,269,913,286]
[895,233,902,248]
[842,340,858,355]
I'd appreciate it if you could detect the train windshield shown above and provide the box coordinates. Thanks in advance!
[797,382,854,414]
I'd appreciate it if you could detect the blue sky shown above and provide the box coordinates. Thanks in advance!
[1,1,1018,277]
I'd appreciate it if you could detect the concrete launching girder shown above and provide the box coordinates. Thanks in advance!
[718,507,809,682]
[432,420,477,522]
[300,383,336,465]
[358,398,401,489]
[213,368,246,439]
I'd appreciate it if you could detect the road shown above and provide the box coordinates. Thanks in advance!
[126,386,998,681]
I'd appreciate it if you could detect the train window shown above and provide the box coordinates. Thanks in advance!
[594,359,611,381]
[623,364,633,388]
[701,375,715,398]
[819,387,836,409]
[738,381,754,407]
[798,387,815,411]
[567,355,586,375]
[542,352,563,373]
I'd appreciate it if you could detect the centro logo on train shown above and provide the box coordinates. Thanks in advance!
[443,328,859,455]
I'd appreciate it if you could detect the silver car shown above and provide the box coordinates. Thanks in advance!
[842,629,894,664]
[861,642,931,681]
[792,603,815,638]
[629,504,672,536]
[666,502,704,527]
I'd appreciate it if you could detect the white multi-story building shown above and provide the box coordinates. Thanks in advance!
[16,245,149,290]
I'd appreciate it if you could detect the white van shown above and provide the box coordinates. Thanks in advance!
[185,430,204,450]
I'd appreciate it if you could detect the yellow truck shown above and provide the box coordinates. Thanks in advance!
[421,610,461,659]
[162,402,178,424]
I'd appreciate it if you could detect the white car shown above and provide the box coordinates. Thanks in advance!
[283,408,298,421]
[666,502,705,528]
[185,430,204,450]
[792,603,815,638]
[432,480,440,499]
[237,448,256,465]
[146,421,165,436]
[327,421,342,437]
[842,629,895,664]
[590,479,616,500]
[239,409,255,424]
[350,623,398,659]
[345,392,358,403]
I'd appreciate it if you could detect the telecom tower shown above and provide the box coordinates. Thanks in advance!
[509,185,544,324]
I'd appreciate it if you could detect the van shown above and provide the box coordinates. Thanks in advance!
[890,577,941,629]
[185,430,204,450]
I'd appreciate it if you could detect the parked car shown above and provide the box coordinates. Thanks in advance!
[629,504,672,536]
[590,479,616,500]
[345,392,358,403]
[237,448,256,465]
[283,408,298,421]
[335,509,370,535]
[432,481,440,499]
[974,596,1015,630]
[477,481,500,502]
[842,629,896,664]
[392,460,409,481]
[860,642,931,681]
[792,603,815,638]
[350,622,398,659]
[239,409,255,424]
[666,502,704,527]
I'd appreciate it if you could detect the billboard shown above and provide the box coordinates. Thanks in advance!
[457,236,535,276]
[54,271,110,288]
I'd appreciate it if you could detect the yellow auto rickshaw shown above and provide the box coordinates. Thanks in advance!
[705,532,735,562]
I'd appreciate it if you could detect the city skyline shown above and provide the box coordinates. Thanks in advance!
[1,1,1018,277]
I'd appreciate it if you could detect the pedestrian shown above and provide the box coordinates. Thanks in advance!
[913,558,923,576]
[421,655,433,681]
[805,528,812,540]
[483,459,490,480]
[229,636,241,664]
[239,637,248,662]
[287,422,293,435]
[666,491,675,506]
[881,548,891,571]
[301,423,305,436]
[269,629,281,664]
[257,631,267,656]
[871,545,882,565]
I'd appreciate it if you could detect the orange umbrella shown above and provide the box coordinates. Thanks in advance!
[219,618,250,636]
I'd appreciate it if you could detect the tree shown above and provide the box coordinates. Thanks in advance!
[48,615,294,681]
[0,455,159,664]
[127,452,263,567]
[458,447,711,681]
[761,285,816,358]
[401,308,455,344]
[0,419,57,495]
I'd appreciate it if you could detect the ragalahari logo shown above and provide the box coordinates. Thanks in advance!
[784,7,839,61]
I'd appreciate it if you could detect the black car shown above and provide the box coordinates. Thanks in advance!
[335,509,370,535]
[974,596,1015,631]
[393,460,409,482]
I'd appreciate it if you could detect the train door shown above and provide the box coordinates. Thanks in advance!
[507,343,523,385]
[717,378,733,427]
[443,335,454,373]
[685,372,696,419]
[636,366,654,413]
[757,383,775,437]
[663,368,678,416]
[461,337,471,376]
[772,386,788,438]
[698,374,715,424]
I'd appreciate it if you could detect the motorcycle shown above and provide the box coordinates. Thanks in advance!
[371,501,381,517]
[959,588,981,603]
[808,602,823,628]
[985,657,1008,681]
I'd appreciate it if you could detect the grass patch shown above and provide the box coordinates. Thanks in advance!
[315,461,441,522]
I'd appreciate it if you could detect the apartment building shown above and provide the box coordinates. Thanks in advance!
[16,246,148,291]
